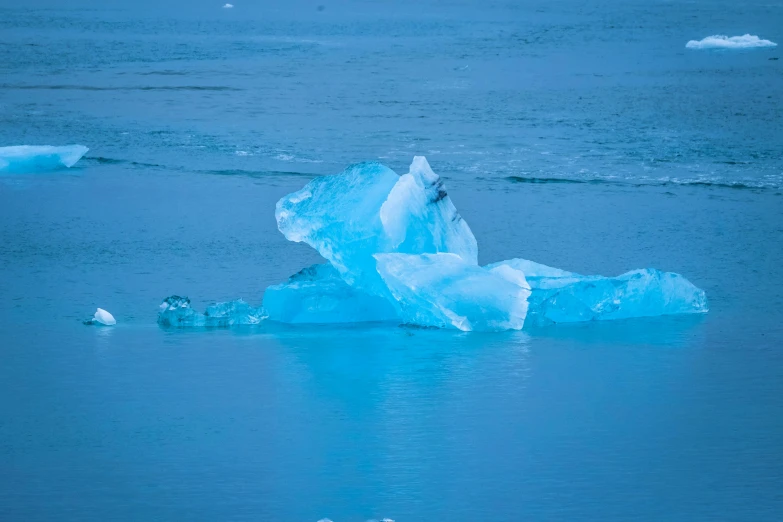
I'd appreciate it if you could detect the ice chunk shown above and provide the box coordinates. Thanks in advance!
[223,3,233,8]
[263,263,399,324]
[85,307,116,326]
[374,253,530,332]
[275,157,477,297]
[486,259,708,326]
[686,34,777,50]
[0,145,89,173]
[158,296,265,327]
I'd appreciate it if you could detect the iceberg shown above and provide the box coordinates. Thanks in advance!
[263,263,398,324]
[0,145,89,173]
[275,157,477,298]
[158,296,265,327]
[169,156,707,332]
[375,253,530,331]
[686,34,777,50]
[486,259,708,327]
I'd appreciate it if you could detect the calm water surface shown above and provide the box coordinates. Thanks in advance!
[1,0,782,520]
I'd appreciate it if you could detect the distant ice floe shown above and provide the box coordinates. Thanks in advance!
[0,145,88,173]
[686,34,777,50]
[223,3,233,8]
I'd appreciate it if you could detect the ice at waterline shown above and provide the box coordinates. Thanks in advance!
[159,157,707,331]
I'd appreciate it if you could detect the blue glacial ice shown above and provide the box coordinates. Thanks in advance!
[486,258,708,327]
[164,156,707,331]
[263,263,398,324]
[375,253,530,331]
[275,156,477,298]
[0,145,89,173]
[158,296,265,327]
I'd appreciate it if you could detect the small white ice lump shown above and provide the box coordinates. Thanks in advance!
[223,3,234,7]
[92,308,116,326]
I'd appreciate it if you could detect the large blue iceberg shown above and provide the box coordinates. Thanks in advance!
[0,145,89,173]
[160,156,707,331]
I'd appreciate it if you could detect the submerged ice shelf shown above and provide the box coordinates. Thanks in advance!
[160,157,708,331]
[0,145,89,173]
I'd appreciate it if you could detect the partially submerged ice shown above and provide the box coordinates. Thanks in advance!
[158,296,265,327]
[0,145,89,173]
[487,259,708,326]
[263,263,398,324]
[162,156,707,331]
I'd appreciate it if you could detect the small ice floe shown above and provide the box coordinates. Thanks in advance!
[223,3,234,7]
[0,145,89,173]
[686,34,777,50]
[85,308,116,326]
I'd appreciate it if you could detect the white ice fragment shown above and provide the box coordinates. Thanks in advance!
[686,34,777,49]
[223,3,234,8]
[92,308,116,326]
[0,145,89,173]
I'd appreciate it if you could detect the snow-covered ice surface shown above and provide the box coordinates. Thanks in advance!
[0,145,89,173]
[686,34,777,49]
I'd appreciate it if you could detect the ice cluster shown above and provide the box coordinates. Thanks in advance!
[0,145,89,173]
[158,296,265,327]
[160,157,708,331]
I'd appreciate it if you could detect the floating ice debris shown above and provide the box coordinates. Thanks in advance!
[222,3,234,8]
[375,253,530,331]
[84,308,116,326]
[686,34,777,49]
[158,296,265,327]
[0,145,89,173]
[263,263,398,324]
[486,259,708,326]
[276,157,477,298]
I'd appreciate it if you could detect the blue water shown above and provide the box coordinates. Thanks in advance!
[1,1,782,520]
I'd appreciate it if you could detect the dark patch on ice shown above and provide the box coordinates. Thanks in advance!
[430,187,449,203]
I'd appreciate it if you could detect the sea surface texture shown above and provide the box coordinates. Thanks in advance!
[1,0,781,520]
